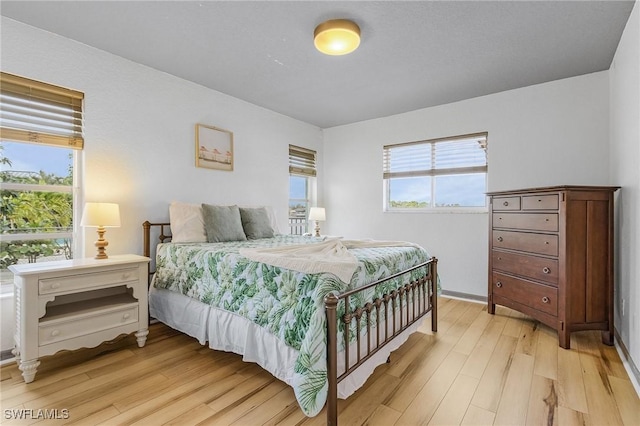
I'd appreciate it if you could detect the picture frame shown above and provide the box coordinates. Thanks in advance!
[195,124,234,171]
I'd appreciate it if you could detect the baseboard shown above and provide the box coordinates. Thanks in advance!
[0,349,15,366]
[614,328,640,397]
[441,290,487,304]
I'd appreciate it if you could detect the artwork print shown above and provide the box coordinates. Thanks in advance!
[196,124,233,171]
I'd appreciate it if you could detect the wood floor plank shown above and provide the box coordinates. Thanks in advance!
[470,334,518,412]
[394,351,467,425]
[459,314,508,379]
[582,372,625,425]
[493,352,535,425]
[534,324,558,380]
[525,374,558,426]
[557,344,588,414]
[461,404,496,425]
[427,373,479,425]
[1,298,636,426]
[608,375,640,426]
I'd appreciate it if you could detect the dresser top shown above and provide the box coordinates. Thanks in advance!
[487,185,620,197]
[8,254,149,276]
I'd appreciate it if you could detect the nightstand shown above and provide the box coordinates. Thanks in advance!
[9,254,150,383]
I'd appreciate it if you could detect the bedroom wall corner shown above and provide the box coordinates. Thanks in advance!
[609,0,640,389]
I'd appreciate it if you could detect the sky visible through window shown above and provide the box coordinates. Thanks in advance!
[1,142,71,176]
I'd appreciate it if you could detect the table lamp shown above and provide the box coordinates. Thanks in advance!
[308,207,326,237]
[81,202,121,259]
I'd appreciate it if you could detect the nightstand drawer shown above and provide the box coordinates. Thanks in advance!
[492,230,558,256]
[39,304,138,345]
[492,213,558,232]
[492,272,557,316]
[39,267,139,295]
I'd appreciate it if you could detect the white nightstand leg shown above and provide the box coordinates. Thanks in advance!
[19,359,40,383]
[135,329,149,347]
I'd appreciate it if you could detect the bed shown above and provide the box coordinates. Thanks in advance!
[143,203,438,424]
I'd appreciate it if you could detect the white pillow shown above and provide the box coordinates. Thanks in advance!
[169,202,207,242]
[169,202,280,242]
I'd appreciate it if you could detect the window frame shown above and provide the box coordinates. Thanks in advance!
[383,132,488,213]
[0,73,83,280]
[288,145,317,235]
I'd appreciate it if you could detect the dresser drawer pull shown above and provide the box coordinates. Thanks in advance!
[543,267,551,274]
[50,330,60,337]
[122,273,132,280]
[495,281,503,288]
[503,201,509,206]
[542,296,550,304]
[122,313,131,321]
[497,236,503,242]
[51,283,61,290]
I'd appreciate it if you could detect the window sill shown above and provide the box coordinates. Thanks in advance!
[384,208,488,214]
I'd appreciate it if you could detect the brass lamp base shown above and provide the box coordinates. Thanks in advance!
[94,226,109,259]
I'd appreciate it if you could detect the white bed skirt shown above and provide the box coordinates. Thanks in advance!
[149,286,425,400]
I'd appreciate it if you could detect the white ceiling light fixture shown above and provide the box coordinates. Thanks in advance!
[314,19,361,56]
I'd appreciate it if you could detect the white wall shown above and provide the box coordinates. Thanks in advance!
[0,17,323,259]
[0,18,322,352]
[610,1,640,380]
[323,71,610,297]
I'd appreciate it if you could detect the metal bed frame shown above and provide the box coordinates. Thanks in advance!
[143,221,437,425]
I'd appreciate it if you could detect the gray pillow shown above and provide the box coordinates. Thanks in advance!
[240,207,274,239]
[201,204,247,242]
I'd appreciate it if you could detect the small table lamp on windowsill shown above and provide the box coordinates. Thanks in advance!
[308,207,326,237]
[81,202,121,259]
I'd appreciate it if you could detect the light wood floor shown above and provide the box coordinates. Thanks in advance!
[1,297,638,425]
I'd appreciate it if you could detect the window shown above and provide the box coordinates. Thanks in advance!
[0,72,83,284]
[288,144,316,234]
[383,133,488,210]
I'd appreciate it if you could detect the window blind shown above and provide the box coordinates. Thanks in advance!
[384,133,487,179]
[0,72,84,149]
[289,144,317,177]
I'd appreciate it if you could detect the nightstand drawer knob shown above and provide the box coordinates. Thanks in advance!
[122,313,131,321]
[543,267,551,274]
[51,330,60,337]
[497,236,503,242]
[122,273,131,279]
[503,201,509,206]
[496,282,503,288]
[51,283,61,289]
[542,296,550,304]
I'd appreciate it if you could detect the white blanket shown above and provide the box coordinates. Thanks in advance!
[239,238,421,282]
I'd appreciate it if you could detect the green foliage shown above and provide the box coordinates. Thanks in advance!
[390,200,429,208]
[0,145,73,266]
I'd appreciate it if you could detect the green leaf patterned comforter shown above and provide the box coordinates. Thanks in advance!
[152,234,432,416]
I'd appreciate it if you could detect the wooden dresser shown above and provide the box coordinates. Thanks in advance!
[487,185,619,349]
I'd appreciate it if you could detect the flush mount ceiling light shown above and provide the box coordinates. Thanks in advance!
[314,19,361,56]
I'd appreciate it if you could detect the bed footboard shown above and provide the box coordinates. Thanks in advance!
[142,221,437,424]
[324,257,438,425]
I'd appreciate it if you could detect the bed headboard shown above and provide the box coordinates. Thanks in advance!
[142,221,172,283]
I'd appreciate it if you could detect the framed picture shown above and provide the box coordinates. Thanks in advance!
[195,124,234,171]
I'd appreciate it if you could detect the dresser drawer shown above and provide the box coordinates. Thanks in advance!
[492,213,558,232]
[493,196,521,211]
[492,230,558,256]
[39,304,138,346]
[491,272,557,316]
[39,267,139,295]
[492,250,558,285]
[522,194,559,210]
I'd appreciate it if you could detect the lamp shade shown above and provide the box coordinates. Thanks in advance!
[314,19,360,55]
[81,202,121,227]
[308,207,326,221]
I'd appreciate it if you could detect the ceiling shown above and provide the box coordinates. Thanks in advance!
[1,1,635,128]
